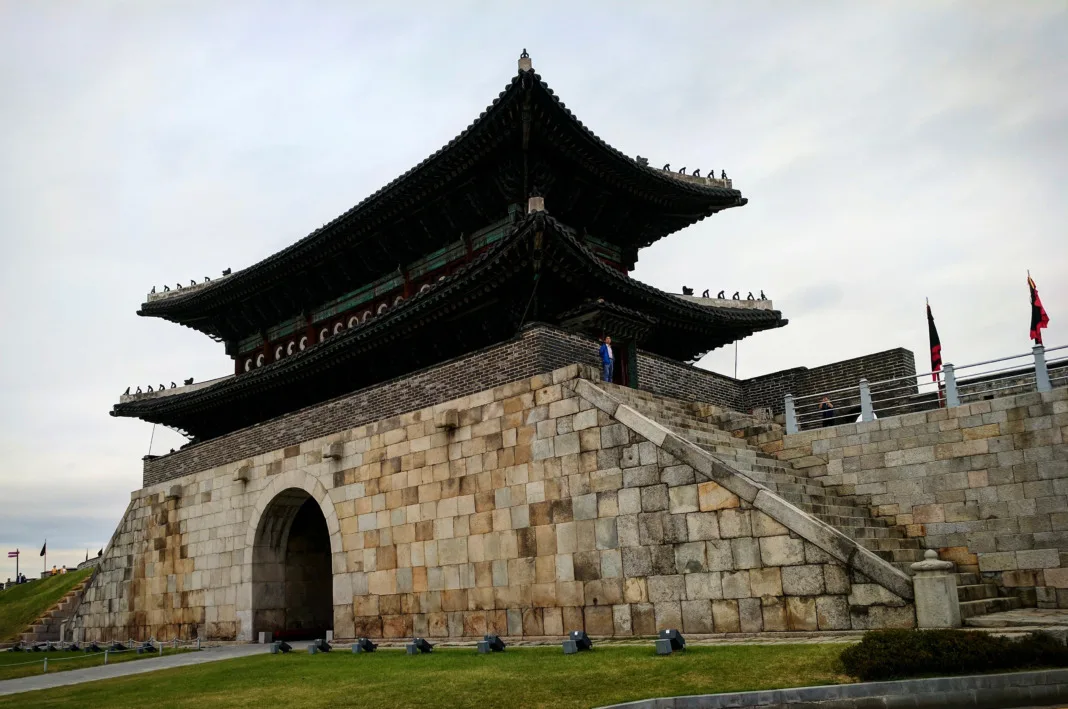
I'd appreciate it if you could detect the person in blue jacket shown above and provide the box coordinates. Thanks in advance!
[599,335,614,382]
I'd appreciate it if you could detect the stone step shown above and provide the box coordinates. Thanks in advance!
[959,596,1022,620]
[958,583,1001,603]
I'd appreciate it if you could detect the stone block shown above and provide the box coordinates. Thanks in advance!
[648,575,686,602]
[722,570,751,599]
[654,601,682,632]
[612,604,632,635]
[584,605,615,636]
[573,493,598,521]
[978,552,1018,572]
[641,485,669,512]
[816,595,850,630]
[685,512,720,541]
[669,485,699,514]
[622,546,653,577]
[738,597,762,632]
[684,571,724,601]
[730,538,761,569]
[1044,568,1068,589]
[717,509,751,538]
[681,600,714,633]
[749,567,783,597]
[624,577,648,604]
[595,518,618,550]
[675,542,707,573]
[786,596,818,631]
[760,597,788,632]
[1017,549,1060,569]
[711,600,741,633]
[705,540,735,571]
[617,488,641,515]
[759,536,805,566]
[781,565,825,596]
[698,481,740,511]
[631,603,656,635]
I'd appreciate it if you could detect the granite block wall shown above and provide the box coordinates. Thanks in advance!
[75,366,913,642]
[766,387,1068,595]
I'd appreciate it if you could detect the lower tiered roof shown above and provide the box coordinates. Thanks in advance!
[113,211,786,440]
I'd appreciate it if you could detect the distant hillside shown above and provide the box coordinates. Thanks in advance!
[0,569,92,643]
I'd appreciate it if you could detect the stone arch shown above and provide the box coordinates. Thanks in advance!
[239,471,343,642]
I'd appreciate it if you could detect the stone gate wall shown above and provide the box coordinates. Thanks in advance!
[76,365,913,642]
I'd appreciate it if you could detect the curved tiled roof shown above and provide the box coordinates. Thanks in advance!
[138,64,745,331]
[115,211,784,436]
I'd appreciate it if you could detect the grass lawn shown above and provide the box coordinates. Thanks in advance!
[0,643,851,709]
[0,569,91,644]
[0,648,190,681]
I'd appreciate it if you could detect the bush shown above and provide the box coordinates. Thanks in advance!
[840,629,1068,681]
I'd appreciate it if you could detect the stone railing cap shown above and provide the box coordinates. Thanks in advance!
[911,549,955,573]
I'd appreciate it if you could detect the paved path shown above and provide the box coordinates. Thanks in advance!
[0,644,269,696]
[966,608,1068,628]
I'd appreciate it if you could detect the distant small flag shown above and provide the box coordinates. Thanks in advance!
[39,541,46,557]
[1029,274,1050,345]
[97,549,103,557]
[927,300,942,382]
[6,551,18,558]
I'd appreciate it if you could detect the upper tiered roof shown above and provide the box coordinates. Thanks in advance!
[137,52,748,344]
[114,211,785,439]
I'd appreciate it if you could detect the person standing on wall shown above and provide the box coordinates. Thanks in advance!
[819,397,835,427]
[599,335,614,383]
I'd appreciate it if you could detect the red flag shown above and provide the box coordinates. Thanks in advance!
[1029,274,1050,345]
[927,301,942,381]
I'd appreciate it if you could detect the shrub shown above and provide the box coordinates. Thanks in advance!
[840,629,1068,681]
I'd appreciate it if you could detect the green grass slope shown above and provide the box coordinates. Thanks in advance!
[0,569,92,643]
[0,644,849,708]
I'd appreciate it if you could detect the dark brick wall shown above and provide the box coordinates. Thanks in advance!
[744,349,917,416]
[143,323,919,486]
[636,352,745,411]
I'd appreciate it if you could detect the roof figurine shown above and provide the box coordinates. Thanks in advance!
[114,57,784,441]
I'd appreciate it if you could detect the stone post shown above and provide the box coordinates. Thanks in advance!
[910,550,961,628]
[943,364,960,407]
[784,394,798,435]
[859,379,874,422]
[1034,345,1052,393]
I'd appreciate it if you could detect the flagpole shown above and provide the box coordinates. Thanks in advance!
[15,550,18,582]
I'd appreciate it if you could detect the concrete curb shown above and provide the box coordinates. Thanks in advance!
[595,668,1068,708]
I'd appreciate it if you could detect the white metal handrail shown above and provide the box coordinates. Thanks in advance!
[784,343,1064,434]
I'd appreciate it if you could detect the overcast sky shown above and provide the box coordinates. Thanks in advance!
[1,1,1066,580]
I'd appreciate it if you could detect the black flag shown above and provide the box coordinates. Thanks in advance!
[927,301,942,382]
[39,541,46,557]
[1029,274,1050,345]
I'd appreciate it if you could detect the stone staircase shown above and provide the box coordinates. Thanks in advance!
[600,384,927,570]
[956,571,1022,622]
[600,383,1038,622]
[19,575,93,644]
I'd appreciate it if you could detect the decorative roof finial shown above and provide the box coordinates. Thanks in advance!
[528,186,545,213]
[518,49,532,73]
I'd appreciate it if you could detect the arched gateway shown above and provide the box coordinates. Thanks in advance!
[242,473,342,642]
